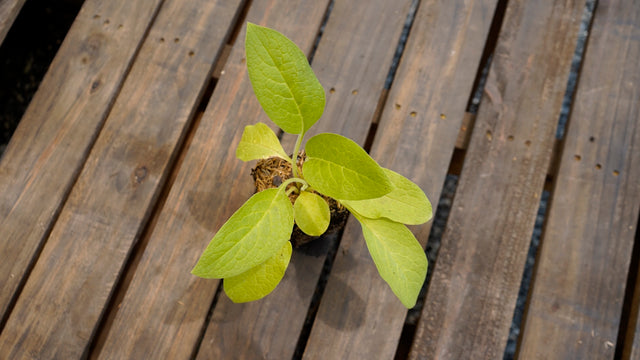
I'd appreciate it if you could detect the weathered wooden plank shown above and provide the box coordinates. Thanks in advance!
[519,0,640,357]
[196,1,413,358]
[92,1,332,359]
[0,0,164,324]
[301,1,500,359]
[408,0,588,358]
[0,0,242,357]
[0,0,26,45]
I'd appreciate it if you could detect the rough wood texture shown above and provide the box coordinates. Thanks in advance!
[301,1,499,359]
[93,1,331,359]
[519,0,640,357]
[0,0,26,45]
[409,0,587,358]
[0,0,164,324]
[0,0,241,357]
[196,1,412,358]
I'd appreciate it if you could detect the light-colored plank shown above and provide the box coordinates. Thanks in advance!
[0,0,164,323]
[0,0,242,357]
[197,0,413,358]
[0,0,26,44]
[409,0,588,358]
[519,0,640,357]
[93,1,332,359]
[301,1,500,359]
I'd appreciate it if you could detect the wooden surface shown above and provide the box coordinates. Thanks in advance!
[0,0,164,325]
[0,0,26,45]
[519,0,640,358]
[410,0,587,358]
[1,0,639,358]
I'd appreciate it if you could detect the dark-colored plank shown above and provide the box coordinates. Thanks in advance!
[408,0,587,358]
[301,1,500,359]
[0,0,164,324]
[0,0,26,44]
[196,1,412,358]
[93,1,332,359]
[519,0,640,357]
[0,0,242,357]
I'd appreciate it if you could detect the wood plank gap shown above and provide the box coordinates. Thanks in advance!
[0,0,27,45]
[618,212,640,359]
[225,0,253,46]
[306,0,334,64]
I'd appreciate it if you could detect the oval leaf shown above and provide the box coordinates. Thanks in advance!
[191,188,294,278]
[341,168,432,224]
[354,214,427,308]
[236,122,291,162]
[294,191,330,236]
[303,133,393,200]
[224,241,292,303]
[245,22,325,134]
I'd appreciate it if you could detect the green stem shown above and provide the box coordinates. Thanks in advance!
[290,133,304,178]
[280,177,308,191]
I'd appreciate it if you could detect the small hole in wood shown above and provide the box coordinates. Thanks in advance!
[524,140,531,146]
[352,89,358,95]
[595,163,602,170]
[410,111,417,117]
[440,113,446,119]
[507,135,514,141]
[81,57,88,64]
[395,103,401,110]
[613,170,620,176]
[93,14,100,19]
[159,37,165,43]
[174,38,180,43]
[329,88,335,94]
[486,130,493,141]
[574,155,582,161]
[240,58,246,64]
[118,24,123,30]
[589,136,595,142]
[104,19,110,25]
[188,50,195,57]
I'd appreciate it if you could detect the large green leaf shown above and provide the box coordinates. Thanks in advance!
[224,241,292,303]
[303,133,392,200]
[341,168,432,225]
[245,22,325,135]
[191,188,294,278]
[294,191,330,236]
[353,214,427,308]
[236,122,291,162]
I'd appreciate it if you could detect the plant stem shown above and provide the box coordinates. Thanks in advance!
[291,133,304,178]
[280,177,308,190]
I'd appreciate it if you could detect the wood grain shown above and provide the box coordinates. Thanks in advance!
[301,1,500,359]
[519,0,640,357]
[408,0,587,358]
[0,0,242,357]
[0,0,164,324]
[0,0,26,45]
[93,1,332,359]
[196,0,412,358]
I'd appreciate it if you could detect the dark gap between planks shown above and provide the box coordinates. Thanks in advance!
[393,0,510,357]
[87,0,253,356]
[618,212,640,359]
[505,1,598,359]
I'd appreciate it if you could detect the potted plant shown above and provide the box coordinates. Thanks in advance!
[192,23,432,309]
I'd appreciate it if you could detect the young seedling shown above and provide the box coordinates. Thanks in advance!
[192,23,432,308]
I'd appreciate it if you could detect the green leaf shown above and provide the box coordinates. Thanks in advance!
[294,191,330,236]
[191,188,294,278]
[303,133,393,200]
[353,214,427,308]
[245,22,325,135]
[236,122,291,162]
[224,241,292,303]
[341,168,432,225]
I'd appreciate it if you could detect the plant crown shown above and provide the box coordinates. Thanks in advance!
[192,23,432,308]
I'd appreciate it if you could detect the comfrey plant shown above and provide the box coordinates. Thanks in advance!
[192,23,432,308]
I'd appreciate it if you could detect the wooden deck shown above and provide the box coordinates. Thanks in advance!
[1,0,639,358]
